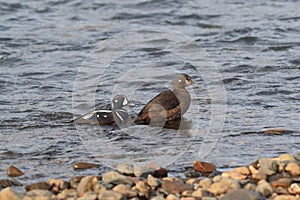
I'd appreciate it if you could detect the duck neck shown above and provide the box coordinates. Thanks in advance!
[173,88,191,115]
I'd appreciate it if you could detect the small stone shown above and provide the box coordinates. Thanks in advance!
[69,176,84,189]
[228,171,248,180]
[288,183,300,195]
[0,187,23,200]
[113,184,137,197]
[185,171,201,178]
[252,172,267,181]
[25,182,49,191]
[147,174,160,188]
[275,187,289,195]
[180,198,197,200]
[162,180,194,194]
[117,163,134,175]
[201,197,217,200]
[98,190,123,200]
[285,162,300,176]
[166,194,180,200]
[48,178,68,193]
[77,191,97,200]
[199,178,212,189]
[72,162,100,170]
[192,188,211,198]
[263,128,285,134]
[7,166,24,177]
[102,171,132,185]
[182,190,193,197]
[77,176,99,195]
[220,189,260,200]
[232,167,250,175]
[193,161,216,173]
[55,189,77,199]
[133,165,152,178]
[279,154,297,162]
[244,183,256,191]
[271,178,292,188]
[135,181,149,198]
[186,178,197,185]
[258,158,278,175]
[249,165,259,174]
[255,180,273,197]
[274,195,298,200]
[0,179,22,188]
[146,162,168,178]
[25,189,52,198]
[209,177,240,196]
[151,195,165,200]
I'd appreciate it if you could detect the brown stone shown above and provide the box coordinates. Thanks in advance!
[288,183,300,195]
[77,176,99,195]
[271,178,292,188]
[72,162,100,170]
[285,162,300,176]
[162,180,194,194]
[192,188,211,198]
[255,180,273,197]
[199,178,212,189]
[279,154,297,162]
[7,166,24,177]
[220,189,260,200]
[232,167,250,175]
[193,161,216,173]
[98,190,123,200]
[135,181,149,198]
[252,172,267,181]
[263,128,285,134]
[25,182,49,191]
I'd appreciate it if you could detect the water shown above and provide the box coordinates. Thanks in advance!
[0,0,299,185]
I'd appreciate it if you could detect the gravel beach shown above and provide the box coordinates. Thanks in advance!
[1,153,299,200]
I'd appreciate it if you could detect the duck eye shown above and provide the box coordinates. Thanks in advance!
[115,99,118,103]
[178,79,182,83]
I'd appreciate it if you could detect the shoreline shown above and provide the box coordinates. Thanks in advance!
[0,153,299,200]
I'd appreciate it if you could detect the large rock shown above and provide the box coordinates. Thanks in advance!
[0,187,23,200]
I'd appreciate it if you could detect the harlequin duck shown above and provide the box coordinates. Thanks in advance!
[71,94,130,126]
[134,74,193,125]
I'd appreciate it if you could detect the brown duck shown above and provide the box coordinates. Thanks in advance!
[134,74,193,125]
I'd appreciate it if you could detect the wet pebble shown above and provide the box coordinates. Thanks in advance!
[72,162,100,170]
[25,182,49,191]
[193,161,216,174]
[7,166,24,177]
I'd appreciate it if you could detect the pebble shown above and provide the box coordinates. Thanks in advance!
[219,189,260,200]
[193,161,216,173]
[25,189,52,199]
[117,163,134,175]
[0,179,22,188]
[162,180,194,194]
[102,171,132,185]
[25,182,49,191]
[135,181,149,198]
[279,154,297,162]
[209,177,240,196]
[147,162,168,178]
[48,178,68,193]
[151,195,165,200]
[7,165,24,177]
[147,174,161,188]
[55,189,77,199]
[274,195,299,200]
[0,187,23,200]
[72,162,100,170]
[271,178,292,188]
[191,188,210,198]
[258,158,278,175]
[285,162,300,176]
[288,183,300,195]
[98,190,123,200]
[244,183,256,191]
[166,194,180,200]
[77,176,99,196]
[255,180,273,197]
[199,178,212,189]
[134,165,152,178]
[113,184,137,197]
[77,191,98,200]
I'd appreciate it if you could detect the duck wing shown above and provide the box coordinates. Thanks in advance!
[135,89,180,124]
